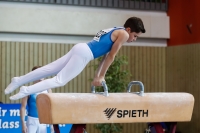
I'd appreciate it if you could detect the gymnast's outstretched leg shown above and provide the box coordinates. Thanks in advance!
[5,49,74,94]
[10,43,93,100]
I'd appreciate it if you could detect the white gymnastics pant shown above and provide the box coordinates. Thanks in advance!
[15,43,94,94]
[26,116,47,133]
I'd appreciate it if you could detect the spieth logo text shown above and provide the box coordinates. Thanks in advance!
[104,108,148,120]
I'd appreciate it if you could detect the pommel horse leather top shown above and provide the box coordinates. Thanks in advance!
[36,81,194,124]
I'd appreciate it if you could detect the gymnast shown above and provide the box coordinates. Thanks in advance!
[20,66,54,133]
[5,17,146,100]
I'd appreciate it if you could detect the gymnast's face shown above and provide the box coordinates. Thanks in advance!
[125,28,142,43]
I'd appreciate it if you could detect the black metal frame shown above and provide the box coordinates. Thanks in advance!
[0,0,168,11]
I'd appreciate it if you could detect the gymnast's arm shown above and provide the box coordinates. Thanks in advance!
[20,96,28,133]
[94,54,108,78]
[92,30,129,86]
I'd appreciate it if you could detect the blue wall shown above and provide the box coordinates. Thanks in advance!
[0,104,72,133]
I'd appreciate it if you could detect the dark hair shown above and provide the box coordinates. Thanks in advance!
[124,17,146,33]
[32,66,41,71]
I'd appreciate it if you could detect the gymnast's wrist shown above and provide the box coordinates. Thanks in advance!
[98,76,104,79]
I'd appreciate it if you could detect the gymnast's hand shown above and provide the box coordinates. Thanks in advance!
[22,125,27,133]
[92,76,105,86]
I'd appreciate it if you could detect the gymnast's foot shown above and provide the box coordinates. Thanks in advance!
[10,86,29,100]
[5,77,20,94]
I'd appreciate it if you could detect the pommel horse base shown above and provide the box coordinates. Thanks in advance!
[36,81,194,124]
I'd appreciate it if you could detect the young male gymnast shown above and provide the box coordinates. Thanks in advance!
[20,66,54,133]
[5,17,146,100]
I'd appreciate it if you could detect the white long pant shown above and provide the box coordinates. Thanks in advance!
[17,43,94,94]
[26,116,47,133]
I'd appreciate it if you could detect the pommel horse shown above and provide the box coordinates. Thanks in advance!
[36,81,194,131]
